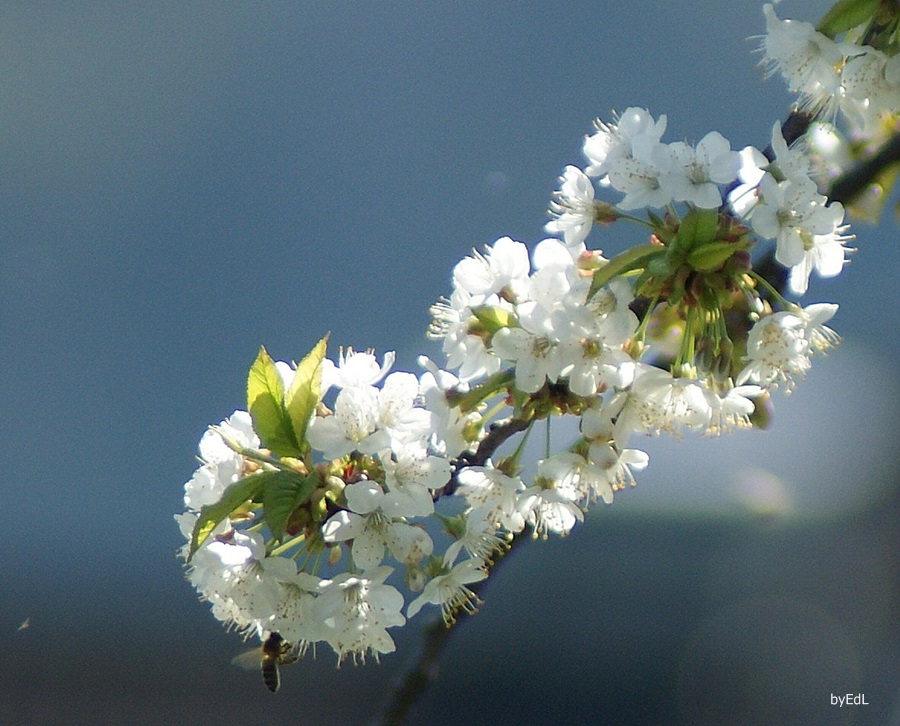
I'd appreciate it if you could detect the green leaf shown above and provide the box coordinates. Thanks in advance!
[816,0,879,36]
[694,208,719,245]
[247,346,300,457]
[687,241,741,272]
[588,243,664,300]
[674,207,699,252]
[672,207,717,253]
[188,474,266,560]
[285,334,329,452]
[263,470,319,542]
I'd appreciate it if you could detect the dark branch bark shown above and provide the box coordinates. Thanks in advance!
[368,535,527,726]
[465,416,531,468]
[368,616,452,726]
[433,416,531,499]
[829,131,900,205]
[774,109,900,205]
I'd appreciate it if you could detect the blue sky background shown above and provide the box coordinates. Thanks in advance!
[1,1,897,723]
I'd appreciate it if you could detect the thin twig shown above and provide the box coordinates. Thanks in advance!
[829,131,900,205]
[369,535,527,726]
[433,416,531,499]
[368,616,453,726]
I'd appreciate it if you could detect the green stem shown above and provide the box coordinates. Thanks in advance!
[453,369,515,413]
[269,533,308,557]
[588,243,664,300]
[616,212,656,228]
[750,270,791,309]
[503,421,534,472]
[212,426,302,472]
[633,294,660,344]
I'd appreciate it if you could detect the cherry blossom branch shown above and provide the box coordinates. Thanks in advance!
[175,3,894,717]
[371,101,894,726]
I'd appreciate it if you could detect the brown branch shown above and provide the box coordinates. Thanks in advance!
[370,413,533,724]
[465,416,532,468]
[829,131,900,205]
[368,534,528,726]
[432,415,532,499]
[368,615,453,726]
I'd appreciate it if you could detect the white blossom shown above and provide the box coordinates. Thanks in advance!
[455,465,526,534]
[307,385,390,459]
[545,165,596,251]
[609,365,713,448]
[322,480,434,569]
[443,508,509,566]
[417,358,478,458]
[321,348,395,392]
[786,204,853,295]
[583,107,667,180]
[761,3,844,114]
[668,131,741,208]
[406,558,488,623]
[315,567,406,663]
[736,303,839,389]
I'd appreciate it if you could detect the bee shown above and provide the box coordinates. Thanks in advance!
[232,631,297,693]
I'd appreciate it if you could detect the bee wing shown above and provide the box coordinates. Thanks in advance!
[231,648,263,671]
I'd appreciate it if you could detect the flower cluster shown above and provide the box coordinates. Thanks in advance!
[729,122,853,295]
[763,3,900,132]
[761,2,900,222]
[175,1,869,686]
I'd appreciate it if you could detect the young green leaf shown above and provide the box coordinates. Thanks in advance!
[284,334,328,453]
[816,0,879,36]
[188,473,266,560]
[687,241,742,272]
[263,470,319,542]
[674,207,700,252]
[247,346,301,457]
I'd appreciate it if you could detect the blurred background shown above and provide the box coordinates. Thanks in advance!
[1,1,897,724]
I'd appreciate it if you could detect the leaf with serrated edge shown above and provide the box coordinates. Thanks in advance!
[263,470,319,542]
[247,346,300,457]
[285,335,328,453]
[188,474,266,559]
